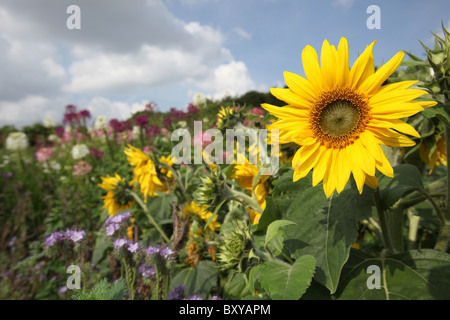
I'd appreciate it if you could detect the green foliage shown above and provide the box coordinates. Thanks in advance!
[259,255,316,300]
[169,261,219,299]
[72,278,127,300]
[336,249,450,300]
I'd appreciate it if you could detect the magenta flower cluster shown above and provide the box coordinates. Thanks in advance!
[63,105,91,126]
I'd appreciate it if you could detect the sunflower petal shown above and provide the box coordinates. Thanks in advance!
[302,45,323,93]
[293,145,322,181]
[312,146,331,186]
[348,139,376,176]
[336,148,352,193]
[359,130,383,163]
[320,39,337,90]
[370,88,430,106]
[336,37,350,87]
[369,118,421,138]
[375,148,394,177]
[364,174,379,189]
[349,40,376,89]
[322,164,336,198]
[371,102,424,118]
[351,166,365,194]
[360,51,405,95]
[270,88,312,108]
[371,127,416,147]
[262,103,310,119]
[284,71,318,102]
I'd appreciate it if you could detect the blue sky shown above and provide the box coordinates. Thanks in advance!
[0,0,448,128]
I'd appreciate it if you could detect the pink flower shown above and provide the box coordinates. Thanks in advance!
[35,147,52,163]
[72,161,92,176]
[250,107,264,116]
[193,131,212,148]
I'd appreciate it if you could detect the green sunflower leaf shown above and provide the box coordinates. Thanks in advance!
[335,249,450,300]
[260,255,316,300]
[421,103,450,127]
[281,173,373,294]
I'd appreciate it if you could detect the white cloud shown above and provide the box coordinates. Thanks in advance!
[196,61,257,100]
[232,27,252,40]
[64,45,209,94]
[0,95,50,126]
[0,0,260,127]
[42,58,66,78]
[85,97,149,121]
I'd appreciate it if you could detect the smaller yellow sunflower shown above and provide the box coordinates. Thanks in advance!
[217,106,234,126]
[159,154,174,178]
[98,173,134,217]
[419,135,447,173]
[231,160,268,224]
[124,144,168,202]
[183,201,221,233]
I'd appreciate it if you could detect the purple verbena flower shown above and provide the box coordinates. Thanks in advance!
[167,285,186,300]
[159,247,175,260]
[45,232,65,247]
[105,212,131,226]
[145,246,159,256]
[138,264,156,279]
[127,241,141,253]
[105,223,120,237]
[185,295,203,300]
[67,229,86,243]
[113,238,129,249]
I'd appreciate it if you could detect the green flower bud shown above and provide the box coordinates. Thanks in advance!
[216,222,256,272]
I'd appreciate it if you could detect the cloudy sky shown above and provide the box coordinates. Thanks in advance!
[0,0,449,128]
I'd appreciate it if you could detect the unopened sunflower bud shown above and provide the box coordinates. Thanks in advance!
[216,222,255,272]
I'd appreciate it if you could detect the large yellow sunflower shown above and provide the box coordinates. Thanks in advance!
[124,144,167,202]
[263,38,436,197]
[98,173,134,217]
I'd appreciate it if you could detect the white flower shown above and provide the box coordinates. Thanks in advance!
[5,132,28,151]
[71,144,90,160]
[131,125,140,140]
[193,93,207,108]
[43,160,61,173]
[48,134,59,142]
[178,121,187,128]
[43,116,56,128]
[94,115,109,131]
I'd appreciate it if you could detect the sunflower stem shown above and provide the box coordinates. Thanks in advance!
[435,122,450,251]
[373,188,394,253]
[225,186,263,214]
[127,190,170,243]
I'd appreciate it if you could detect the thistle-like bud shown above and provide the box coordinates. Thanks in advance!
[194,169,228,212]
[216,222,256,272]
[422,22,450,96]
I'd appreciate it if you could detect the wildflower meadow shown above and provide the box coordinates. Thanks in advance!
[1,6,450,308]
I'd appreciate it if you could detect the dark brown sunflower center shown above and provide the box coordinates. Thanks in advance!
[319,100,360,137]
[310,87,371,149]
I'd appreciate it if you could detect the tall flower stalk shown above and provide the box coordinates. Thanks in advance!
[421,23,450,251]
